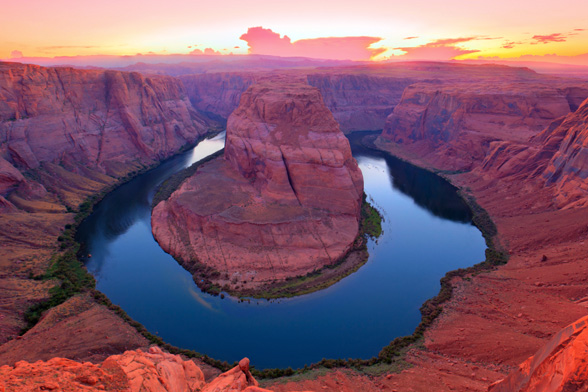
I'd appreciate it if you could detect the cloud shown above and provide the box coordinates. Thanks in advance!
[532,33,567,44]
[189,47,221,55]
[394,37,480,61]
[239,26,384,61]
[574,28,586,31]
[10,50,23,58]
[403,36,419,40]
[502,40,523,49]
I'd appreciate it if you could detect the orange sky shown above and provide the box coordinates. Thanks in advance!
[1,0,587,64]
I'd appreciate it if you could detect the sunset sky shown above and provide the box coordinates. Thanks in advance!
[2,0,587,65]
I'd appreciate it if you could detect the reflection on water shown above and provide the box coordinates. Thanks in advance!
[77,131,485,369]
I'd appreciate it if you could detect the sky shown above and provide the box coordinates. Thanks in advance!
[1,0,588,65]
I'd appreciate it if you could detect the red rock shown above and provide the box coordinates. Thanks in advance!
[0,349,278,392]
[377,81,583,171]
[152,81,363,291]
[0,62,210,175]
[0,157,24,194]
[489,315,588,392]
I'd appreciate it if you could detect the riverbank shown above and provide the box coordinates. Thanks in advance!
[266,128,588,390]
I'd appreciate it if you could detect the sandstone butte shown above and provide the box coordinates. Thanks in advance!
[152,81,364,292]
[4,60,588,391]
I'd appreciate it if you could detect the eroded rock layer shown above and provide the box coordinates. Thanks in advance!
[152,81,363,290]
[0,346,279,392]
[378,81,588,171]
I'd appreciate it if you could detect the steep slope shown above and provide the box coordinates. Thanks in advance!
[152,81,363,293]
[0,61,213,349]
[378,81,581,171]
[0,62,209,174]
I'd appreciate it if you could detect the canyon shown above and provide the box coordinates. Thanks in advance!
[152,80,364,293]
[2,59,588,391]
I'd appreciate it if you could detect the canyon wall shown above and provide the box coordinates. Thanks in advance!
[0,61,213,346]
[0,62,210,176]
[378,81,588,171]
[179,71,415,133]
[152,81,363,292]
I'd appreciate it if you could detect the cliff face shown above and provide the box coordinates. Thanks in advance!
[489,315,588,392]
[179,73,257,120]
[0,62,209,174]
[0,62,212,346]
[476,97,588,208]
[180,72,414,133]
[152,81,363,292]
[306,73,415,132]
[378,82,579,170]
[539,98,588,207]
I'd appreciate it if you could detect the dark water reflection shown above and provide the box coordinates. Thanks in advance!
[77,131,485,369]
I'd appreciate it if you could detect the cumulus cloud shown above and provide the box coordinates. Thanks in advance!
[239,26,385,61]
[394,37,480,60]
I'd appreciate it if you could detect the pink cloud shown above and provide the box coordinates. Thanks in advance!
[10,50,23,58]
[394,37,480,61]
[403,36,419,40]
[532,33,567,44]
[189,47,221,55]
[501,40,523,49]
[239,26,384,61]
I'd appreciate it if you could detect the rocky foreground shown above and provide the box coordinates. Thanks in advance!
[152,81,363,293]
[0,346,302,392]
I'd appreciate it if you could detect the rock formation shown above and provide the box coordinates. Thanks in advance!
[0,346,282,392]
[152,81,363,292]
[0,62,210,174]
[378,81,582,171]
[489,315,588,392]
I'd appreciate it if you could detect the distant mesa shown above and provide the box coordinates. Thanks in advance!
[151,80,364,295]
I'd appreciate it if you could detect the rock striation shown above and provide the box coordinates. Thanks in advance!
[0,62,210,175]
[0,61,213,344]
[378,81,580,171]
[489,315,588,392]
[152,81,363,292]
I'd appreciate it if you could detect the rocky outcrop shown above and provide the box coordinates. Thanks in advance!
[152,81,363,292]
[0,347,277,392]
[0,62,210,175]
[489,315,588,392]
[377,81,584,171]
[539,98,588,207]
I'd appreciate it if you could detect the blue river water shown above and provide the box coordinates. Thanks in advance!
[77,131,486,369]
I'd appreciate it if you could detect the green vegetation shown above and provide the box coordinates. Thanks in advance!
[19,132,219,334]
